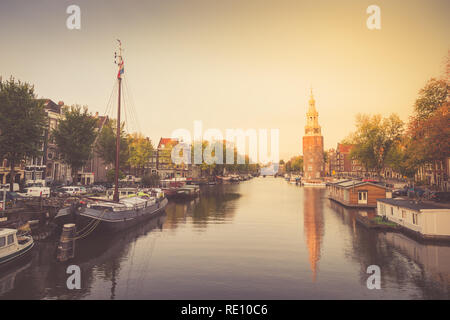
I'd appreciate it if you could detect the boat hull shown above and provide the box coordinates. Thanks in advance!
[75,198,168,234]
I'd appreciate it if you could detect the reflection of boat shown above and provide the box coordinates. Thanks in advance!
[0,228,34,268]
[173,185,200,201]
[0,260,32,296]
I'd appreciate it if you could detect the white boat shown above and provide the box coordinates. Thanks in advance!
[302,180,326,187]
[0,228,34,267]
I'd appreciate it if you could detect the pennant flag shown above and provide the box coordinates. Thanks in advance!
[117,60,124,79]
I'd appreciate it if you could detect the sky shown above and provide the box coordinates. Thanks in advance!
[0,0,449,161]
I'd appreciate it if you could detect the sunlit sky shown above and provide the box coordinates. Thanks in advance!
[1,0,449,161]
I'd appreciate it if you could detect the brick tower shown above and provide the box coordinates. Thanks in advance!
[302,89,324,180]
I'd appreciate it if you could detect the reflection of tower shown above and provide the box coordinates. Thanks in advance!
[302,89,324,180]
[303,188,325,281]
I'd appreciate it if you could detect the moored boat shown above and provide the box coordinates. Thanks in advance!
[0,228,34,268]
[56,41,168,235]
[302,180,326,187]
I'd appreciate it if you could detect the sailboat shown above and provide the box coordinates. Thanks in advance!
[56,41,168,233]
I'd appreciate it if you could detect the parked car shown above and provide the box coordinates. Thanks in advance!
[58,186,82,196]
[20,185,51,198]
[392,187,408,198]
[91,185,106,193]
[430,192,450,203]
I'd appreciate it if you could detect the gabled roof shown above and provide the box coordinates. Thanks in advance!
[158,138,179,148]
[331,179,386,190]
[337,143,354,154]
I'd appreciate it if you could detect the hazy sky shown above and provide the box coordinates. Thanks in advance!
[1,0,449,161]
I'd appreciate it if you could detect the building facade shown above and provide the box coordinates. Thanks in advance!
[78,114,109,184]
[302,90,324,180]
[24,99,71,185]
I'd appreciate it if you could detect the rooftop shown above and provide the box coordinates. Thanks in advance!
[377,198,450,211]
[0,228,16,236]
[329,179,387,189]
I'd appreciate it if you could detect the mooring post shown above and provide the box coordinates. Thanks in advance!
[57,223,76,262]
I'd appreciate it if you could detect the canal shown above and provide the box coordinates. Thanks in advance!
[1,177,449,299]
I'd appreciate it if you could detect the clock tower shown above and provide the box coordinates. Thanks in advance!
[302,89,324,180]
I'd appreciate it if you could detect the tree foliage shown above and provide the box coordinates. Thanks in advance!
[350,113,404,175]
[127,133,154,176]
[141,173,160,187]
[0,77,47,190]
[53,105,98,180]
[413,78,449,120]
[96,119,129,168]
[285,156,303,172]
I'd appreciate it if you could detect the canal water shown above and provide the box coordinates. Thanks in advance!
[1,177,449,299]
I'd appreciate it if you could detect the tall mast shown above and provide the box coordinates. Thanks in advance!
[114,40,124,202]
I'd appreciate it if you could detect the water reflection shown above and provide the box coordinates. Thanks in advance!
[0,212,166,299]
[303,188,325,281]
[1,178,449,299]
[328,200,450,299]
[164,184,241,231]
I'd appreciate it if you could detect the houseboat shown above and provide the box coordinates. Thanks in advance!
[377,198,450,241]
[0,228,34,268]
[327,179,387,208]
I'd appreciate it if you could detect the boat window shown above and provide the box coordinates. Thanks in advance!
[0,237,5,247]
[7,234,14,245]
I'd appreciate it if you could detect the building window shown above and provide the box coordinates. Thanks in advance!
[391,207,394,215]
[402,210,406,219]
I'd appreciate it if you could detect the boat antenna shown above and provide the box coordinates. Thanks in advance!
[113,40,124,202]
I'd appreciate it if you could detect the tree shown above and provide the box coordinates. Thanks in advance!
[127,133,154,177]
[286,155,303,173]
[96,119,129,168]
[406,75,449,189]
[53,105,98,183]
[0,78,47,191]
[350,113,404,177]
[106,168,125,183]
[413,78,449,120]
[141,173,160,187]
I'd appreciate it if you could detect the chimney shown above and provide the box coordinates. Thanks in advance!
[95,112,99,118]
[58,101,64,106]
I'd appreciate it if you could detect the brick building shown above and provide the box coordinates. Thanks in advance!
[302,90,324,180]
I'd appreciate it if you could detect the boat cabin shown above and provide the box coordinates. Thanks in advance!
[327,179,387,208]
[105,188,139,200]
[0,228,17,253]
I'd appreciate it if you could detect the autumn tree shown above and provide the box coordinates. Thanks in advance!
[53,105,98,183]
[350,113,404,177]
[405,76,449,188]
[0,78,47,191]
[127,133,154,176]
